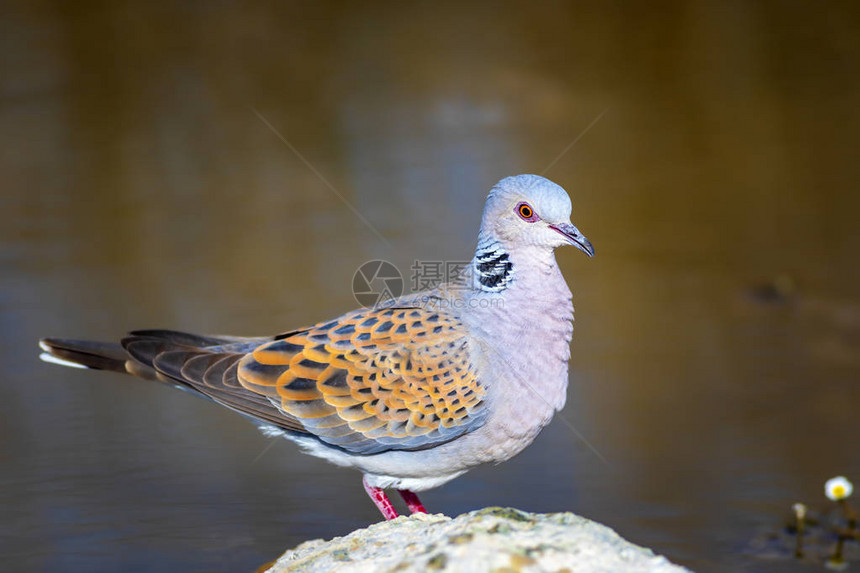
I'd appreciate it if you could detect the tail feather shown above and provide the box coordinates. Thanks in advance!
[39,338,131,372]
[38,330,313,436]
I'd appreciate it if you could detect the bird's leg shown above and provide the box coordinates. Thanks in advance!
[398,489,427,514]
[362,476,399,520]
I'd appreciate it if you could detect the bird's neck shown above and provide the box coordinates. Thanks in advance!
[467,235,571,305]
[470,243,574,329]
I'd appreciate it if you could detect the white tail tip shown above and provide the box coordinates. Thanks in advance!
[39,352,89,369]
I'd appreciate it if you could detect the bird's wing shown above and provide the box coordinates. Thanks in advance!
[236,305,489,454]
[122,306,488,455]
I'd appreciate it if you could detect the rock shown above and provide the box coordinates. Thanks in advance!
[265,507,689,573]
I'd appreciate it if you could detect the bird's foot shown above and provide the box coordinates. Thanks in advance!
[398,489,427,514]
[362,476,399,520]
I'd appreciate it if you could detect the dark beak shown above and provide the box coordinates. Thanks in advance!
[549,223,595,257]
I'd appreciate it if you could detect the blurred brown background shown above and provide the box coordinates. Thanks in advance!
[2,1,859,571]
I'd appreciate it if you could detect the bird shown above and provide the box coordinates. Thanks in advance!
[39,174,594,520]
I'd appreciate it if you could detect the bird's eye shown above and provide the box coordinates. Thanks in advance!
[516,202,539,222]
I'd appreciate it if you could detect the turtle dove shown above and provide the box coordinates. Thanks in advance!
[39,174,594,520]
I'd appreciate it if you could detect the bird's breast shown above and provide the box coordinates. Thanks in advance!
[463,261,575,462]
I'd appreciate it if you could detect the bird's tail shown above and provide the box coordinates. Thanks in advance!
[39,338,131,372]
[39,330,268,381]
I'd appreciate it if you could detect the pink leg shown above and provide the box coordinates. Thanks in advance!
[398,489,427,514]
[362,477,399,520]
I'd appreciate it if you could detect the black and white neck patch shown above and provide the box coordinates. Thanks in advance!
[474,248,513,292]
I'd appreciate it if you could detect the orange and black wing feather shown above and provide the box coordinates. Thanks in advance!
[236,306,489,454]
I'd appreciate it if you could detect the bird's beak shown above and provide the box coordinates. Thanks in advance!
[549,222,595,257]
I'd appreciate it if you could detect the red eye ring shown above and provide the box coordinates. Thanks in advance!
[516,202,539,222]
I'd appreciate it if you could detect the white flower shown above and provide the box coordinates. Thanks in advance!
[825,476,854,501]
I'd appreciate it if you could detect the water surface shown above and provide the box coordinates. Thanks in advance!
[2,2,859,571]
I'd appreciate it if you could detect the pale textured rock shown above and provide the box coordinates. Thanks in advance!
[266,507,689,573]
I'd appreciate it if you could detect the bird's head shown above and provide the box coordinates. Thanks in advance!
[479,174,594,257]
